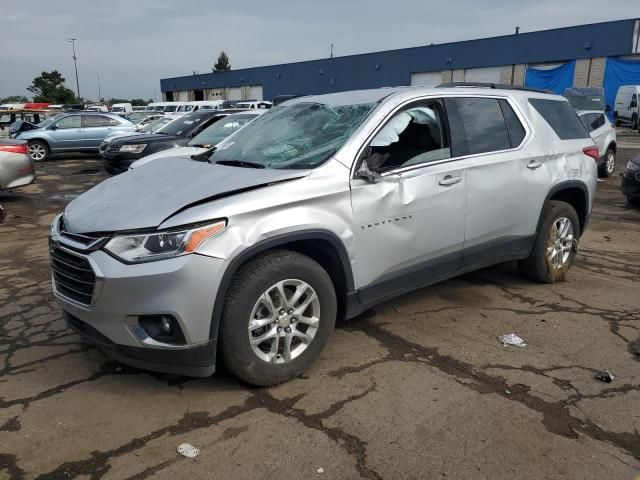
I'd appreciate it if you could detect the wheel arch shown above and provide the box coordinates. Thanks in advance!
[607,140,617,153]
[208,230,355,341]
[26,138,51,151]
[540,181,589,236]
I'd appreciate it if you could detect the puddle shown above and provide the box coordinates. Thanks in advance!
[49,194,79,203]
[71,168,102,176]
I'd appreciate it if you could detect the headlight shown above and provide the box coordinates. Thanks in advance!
[104,220,226,263]
[626,160,640,173]
[119,144,147,154]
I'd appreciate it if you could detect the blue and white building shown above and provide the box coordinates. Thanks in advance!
[161,18,640,110]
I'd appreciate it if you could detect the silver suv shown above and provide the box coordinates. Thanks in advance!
[50,85,598,385]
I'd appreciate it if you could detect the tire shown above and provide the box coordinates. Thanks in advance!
[518,200,581,283]
[598,148,616,178]
[628,196,640,206]
[632,114,639,131]
[219,250,337,386]
[27,140,49,162]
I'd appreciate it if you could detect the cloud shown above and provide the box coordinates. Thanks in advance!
[1,0,637,100]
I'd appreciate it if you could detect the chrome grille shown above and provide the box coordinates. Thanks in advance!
[102,143,120,159]
[50,247,96,305]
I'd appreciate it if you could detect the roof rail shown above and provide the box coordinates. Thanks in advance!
[436,82,553,94]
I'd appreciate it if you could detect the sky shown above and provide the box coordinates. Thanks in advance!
[1,0,638,101]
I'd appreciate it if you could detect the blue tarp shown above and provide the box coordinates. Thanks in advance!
[525,61,576,94]
[603,57,640,113]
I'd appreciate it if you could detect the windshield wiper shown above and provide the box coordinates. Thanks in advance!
[215,159,265,169]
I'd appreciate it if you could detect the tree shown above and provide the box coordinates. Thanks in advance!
[27,71,77,104]
[130,98,148,106]
[213,51,231,72]
[0,95,29,103]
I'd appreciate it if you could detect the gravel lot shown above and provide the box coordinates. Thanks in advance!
[1,146,639,479]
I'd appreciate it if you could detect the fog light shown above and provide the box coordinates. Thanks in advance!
[139,314,186,345]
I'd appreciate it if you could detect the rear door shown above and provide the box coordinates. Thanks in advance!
[446,96,548,269]
[350,98,469,302]
[83,115,122,148]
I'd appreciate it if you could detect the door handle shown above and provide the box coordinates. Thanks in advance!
[527,161,543,170]
[439,175,463,186]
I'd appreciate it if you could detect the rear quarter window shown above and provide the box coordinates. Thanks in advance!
[528,98,589,140]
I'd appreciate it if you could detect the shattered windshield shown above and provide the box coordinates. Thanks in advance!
[210,102,376,169]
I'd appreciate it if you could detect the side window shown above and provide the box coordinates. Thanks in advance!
[528,99,590,140]
[499,99,526,148]
[579,114,592,131]
[105,117,120,126]
[445,97,510,156]
[590,114,605,131]
[56,115,82,129]
[84,115,108,127]
[631,94,638,108]
[363,101,451,172]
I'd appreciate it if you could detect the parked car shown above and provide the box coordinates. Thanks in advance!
[50,86,597,385]
[235,101,272,109]
[614,85,640,130]
[86,105,109,113]
[129,111,264,169]
[102,110,231,174]
[577,110,617,177]
[110,103,133,116]
[98,116,173,156]
[124,111,164,126]
[0,139,34,190]
[621,153,640,205]
[13,112,135,161]
[1,109,51,137]
[563,87,606,112]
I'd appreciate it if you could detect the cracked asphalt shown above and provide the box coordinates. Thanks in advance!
[1,147,639,479]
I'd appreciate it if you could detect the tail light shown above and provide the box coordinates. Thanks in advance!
[583,146,599,162]
[0,144,28,154]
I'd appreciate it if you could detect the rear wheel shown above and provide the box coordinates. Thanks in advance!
[27,141,49,162]
[632,114,639,131]
[628,196,640,206]
[219,250,337,386]
[598,148,616,177]
[518,201,580,283]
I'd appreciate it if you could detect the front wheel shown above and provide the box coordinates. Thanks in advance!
[632,114,639,131]
[598,148,616,177]
[219,250,337,386]
[27,141,49,162]
[518,201,580,283]
[628,195,640,206]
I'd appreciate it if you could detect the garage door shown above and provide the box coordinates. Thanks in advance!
[176,91,189,102]
[228,87,242,100]
[411,71,441,86]
[464,67,501,83]
[249,85,263,100]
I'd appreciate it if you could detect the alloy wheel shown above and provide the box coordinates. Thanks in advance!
[28,143,46,161]
[605,151,615,175]
[248,279,320,364]
[546,217,574,269]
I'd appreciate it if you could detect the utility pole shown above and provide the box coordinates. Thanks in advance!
[68,38,81,101]
[330,43,334,58]
[96,73,102,102]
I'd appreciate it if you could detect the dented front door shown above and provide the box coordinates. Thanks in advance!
[350,161,468,302]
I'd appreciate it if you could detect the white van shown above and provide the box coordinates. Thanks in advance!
[614,85,640,130]
[110,103,133,115]
[174,101,224,114]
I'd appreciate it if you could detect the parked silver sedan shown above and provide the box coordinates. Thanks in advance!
[0,139,35,190]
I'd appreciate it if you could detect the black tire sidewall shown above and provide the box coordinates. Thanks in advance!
[220,251,337,386]
[599,148,615,177]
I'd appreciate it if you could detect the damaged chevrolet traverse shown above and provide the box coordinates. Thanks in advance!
[50,85,597,385]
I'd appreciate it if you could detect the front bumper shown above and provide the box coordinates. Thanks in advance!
[621,171,640,198]
[51,229,226,377]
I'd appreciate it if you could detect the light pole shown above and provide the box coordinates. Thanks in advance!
[68,38,81,101]
[96,73,102,102]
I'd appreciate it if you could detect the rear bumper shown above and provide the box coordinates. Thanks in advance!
[65,313,216,377]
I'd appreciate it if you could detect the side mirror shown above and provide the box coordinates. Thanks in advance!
[355,159,382,183]
[48,124,58,130]
[605,104,612,113]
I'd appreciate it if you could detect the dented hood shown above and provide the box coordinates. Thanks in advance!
[63,156,307,233]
